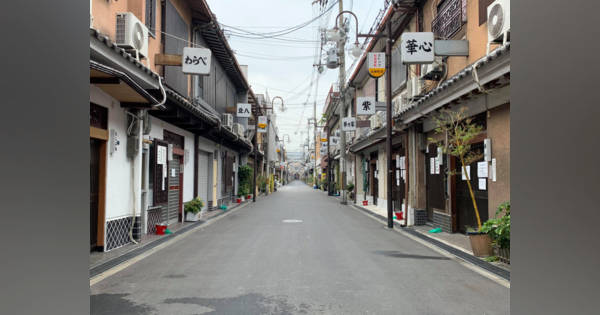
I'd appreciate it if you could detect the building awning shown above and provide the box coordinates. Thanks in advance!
[394,43,510,126]
[90,61,159,107]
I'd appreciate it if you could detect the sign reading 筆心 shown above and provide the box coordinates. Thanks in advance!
[257,116,267,133]
[182,47,212,75]
[401,32,435,64]
[342,117,356,131]
[356,96,376,116]
[368,52,385,78]
[236,103,251,118]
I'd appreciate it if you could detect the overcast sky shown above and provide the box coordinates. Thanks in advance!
[206,0,387,156]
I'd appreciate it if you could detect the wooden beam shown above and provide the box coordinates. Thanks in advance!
[121,102,151,108]
[155,53,182,66]
[90,127,108,140]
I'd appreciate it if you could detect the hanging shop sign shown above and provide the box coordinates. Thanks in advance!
[341,117,356,131]
[182,47,212,75]
[236,103,251,118]
[356,96,376,116]
[320,131,328,142]
[257,116,267,133]
[401,32,435,64]
[368,52,385,78]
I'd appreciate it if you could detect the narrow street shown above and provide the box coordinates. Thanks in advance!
[91,181,509,315]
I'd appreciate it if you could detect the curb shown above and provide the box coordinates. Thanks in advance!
[90,200,252,279]
[349,204,510,282]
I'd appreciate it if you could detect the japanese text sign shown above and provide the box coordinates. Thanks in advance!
[356,96,376,116]
[368,53,386,78]
[342,117,356,131]
[401,32,435,64]
[236,103,251,118]
[182,47,212,75]
[257,116,267,133]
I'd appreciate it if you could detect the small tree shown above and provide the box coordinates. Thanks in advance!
[429,107,484,230]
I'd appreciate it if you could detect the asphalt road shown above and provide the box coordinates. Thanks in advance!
[91,180,509,315]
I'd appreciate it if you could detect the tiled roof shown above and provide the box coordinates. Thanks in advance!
[90,28,159,80]
[394,43,511,118]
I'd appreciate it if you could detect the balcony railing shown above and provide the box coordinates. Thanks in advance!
[432,0,465,40]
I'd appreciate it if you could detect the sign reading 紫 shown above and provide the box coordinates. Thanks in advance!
[401,32,435,64]
[341,117,356,131]
[257,116,267,133]
[182,47,212,75]
[236,103,251,118]
[368,53,385,78]
[356,97,376,116]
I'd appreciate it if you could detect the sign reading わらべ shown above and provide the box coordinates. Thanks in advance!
[368,53,385,78]
[236,103,251,118]
[182,47,212,75]
[401,32,435,64]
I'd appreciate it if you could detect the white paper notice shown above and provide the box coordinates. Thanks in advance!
[402,170,406,180]
[171,168,176,177]
[479,178,487,190]
[491,158,497,182]
[477,161,488,178]
[396,155,400,168]
[396,170,400,186]
[430,158,435,174]
[462,165,471,181]
[435,157,441,174]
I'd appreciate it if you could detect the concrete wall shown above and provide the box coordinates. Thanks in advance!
[487,103,510,216]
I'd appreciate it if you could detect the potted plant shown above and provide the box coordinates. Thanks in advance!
[430,107,491,257]
[184,197,204,222]
[346,183,355,201]
[481,202,511,263]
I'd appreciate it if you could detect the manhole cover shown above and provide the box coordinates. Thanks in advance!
[282,219,303,223]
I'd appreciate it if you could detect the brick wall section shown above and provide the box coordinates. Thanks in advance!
[414,209,428,226]
[433,211,453,232]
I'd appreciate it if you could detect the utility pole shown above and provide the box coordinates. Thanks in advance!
[253,105,258,202]
[385,20,393,229]
[337,0,348,205]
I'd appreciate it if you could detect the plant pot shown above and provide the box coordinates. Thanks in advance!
[362,200,368,206]
[156,224,167,235]
[467,232,493,257]
[185,212,200,222]
[236,198,241,203]
[247,195,252,199]
[394,211,403,220]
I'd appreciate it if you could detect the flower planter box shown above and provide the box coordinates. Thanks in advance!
[185,212,200,222]
[494,246,510,264]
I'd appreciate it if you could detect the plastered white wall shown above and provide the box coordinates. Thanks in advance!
[90,85,136,221]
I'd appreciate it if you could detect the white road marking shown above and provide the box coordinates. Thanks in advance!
[282,219,303,223]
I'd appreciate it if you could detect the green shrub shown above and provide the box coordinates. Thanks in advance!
[346,183,355,192]
[184,197,204,214]
[480,202,510,249]
[238,165,253,196]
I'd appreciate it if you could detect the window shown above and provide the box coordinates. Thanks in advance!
[145,0,156,36]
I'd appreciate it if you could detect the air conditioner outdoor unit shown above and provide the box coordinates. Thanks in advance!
[222,113,233,129]
[407,77,422,101]
[421,56,445,81]
[370,112,382,130]
[487,0,510,46]
[232,123,245,138]
[116,12,149,60]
